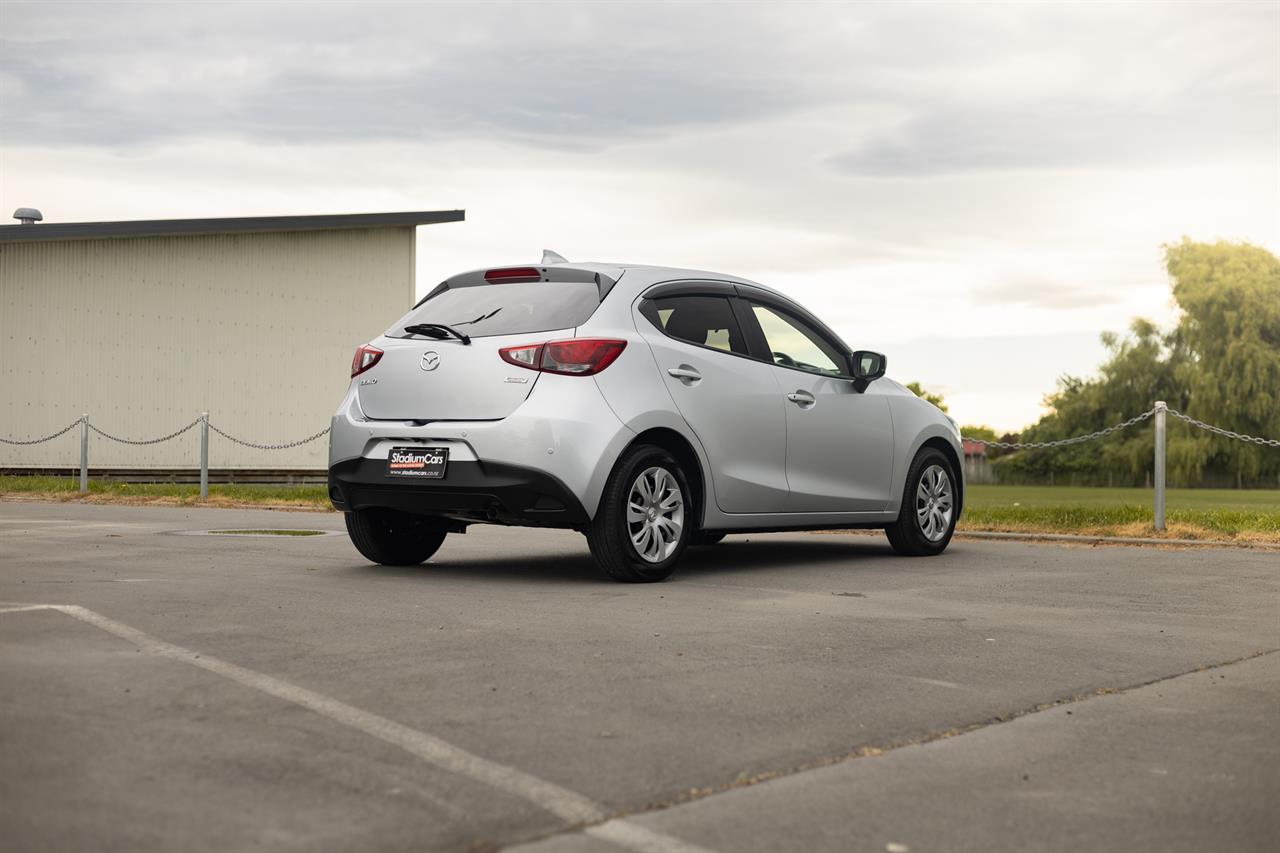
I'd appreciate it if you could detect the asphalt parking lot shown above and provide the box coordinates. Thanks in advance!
[1,501,1277,853]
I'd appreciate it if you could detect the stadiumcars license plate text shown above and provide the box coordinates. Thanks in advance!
[386,446,449,479]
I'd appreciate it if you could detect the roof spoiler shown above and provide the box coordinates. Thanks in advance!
[414,261,619,308]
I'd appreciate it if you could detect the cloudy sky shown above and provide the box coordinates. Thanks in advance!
[2,1,1276,430]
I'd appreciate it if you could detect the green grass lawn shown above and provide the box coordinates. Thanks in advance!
[964,485,1280,539]
[3,476,1278,540]
[0,475,329,507]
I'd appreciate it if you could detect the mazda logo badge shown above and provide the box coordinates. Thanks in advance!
[420,351,440,371]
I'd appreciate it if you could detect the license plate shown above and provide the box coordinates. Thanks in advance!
[386,446,449,479]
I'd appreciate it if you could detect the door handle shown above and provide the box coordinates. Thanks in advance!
[786,390,816,407]
[667,366,702,384]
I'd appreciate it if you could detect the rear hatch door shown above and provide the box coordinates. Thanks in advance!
[358,331,561,421]
[356,270,606,421]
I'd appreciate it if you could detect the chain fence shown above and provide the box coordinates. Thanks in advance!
[0,417,84,446]
[962,408,1158,450]
[962,406,1280,450]
[88,418,202,446]
[1165,408,1280,449]
[3,408,1277,455]
[960,405,1280,494]
[0,414,332,497]
[1,418,329,450]
[205,422,331,451]
[1,404,1276,514]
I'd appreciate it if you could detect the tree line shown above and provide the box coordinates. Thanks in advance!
[919,239,1280,488]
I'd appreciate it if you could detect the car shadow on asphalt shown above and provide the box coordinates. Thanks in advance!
[678,537,898,577]
[345,535,899,585]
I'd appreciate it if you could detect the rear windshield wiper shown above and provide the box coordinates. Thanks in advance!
[403,323,471,345]
[446,308,502,328]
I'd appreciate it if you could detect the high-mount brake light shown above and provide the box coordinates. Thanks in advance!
[498,338,627,376]
[484,267,542,284]
[351,344,383,377]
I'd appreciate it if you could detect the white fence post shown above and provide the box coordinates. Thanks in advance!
[79,413,89,494]
[199,412,210,500]
[1153,401,1167,531]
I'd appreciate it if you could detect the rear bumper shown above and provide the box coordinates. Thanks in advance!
[328,457,589,527]
[328,371,638,524]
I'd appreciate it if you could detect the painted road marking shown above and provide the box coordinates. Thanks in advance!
[585,818,720,852]
[0,604,718,853]
[892,674,965,690]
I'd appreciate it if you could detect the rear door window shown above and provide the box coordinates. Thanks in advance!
[640,295,750,356]
[388,282,600,339]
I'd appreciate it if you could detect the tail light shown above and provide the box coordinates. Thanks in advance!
[499,338,627,376]
[351,344,383,377]
[484,267,542,284]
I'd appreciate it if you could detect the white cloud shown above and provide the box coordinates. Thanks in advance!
[1,0,1276,431]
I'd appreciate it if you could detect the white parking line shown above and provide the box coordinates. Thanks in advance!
[892,674,965,690]
[584,819,719,852]
[0,604,717,853]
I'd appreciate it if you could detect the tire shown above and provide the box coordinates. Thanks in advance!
[690,532,726,547]
[345,508,449,566]
[586,445,692,582]
[885,447,958,556]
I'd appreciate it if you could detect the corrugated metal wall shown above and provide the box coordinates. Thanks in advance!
[0,227,415,469]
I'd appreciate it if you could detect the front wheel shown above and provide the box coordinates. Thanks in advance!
[345,508,449,566]
[885,448,958,556]
[586,445,691,582]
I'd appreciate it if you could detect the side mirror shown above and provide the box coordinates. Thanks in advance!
[850,350,886,386]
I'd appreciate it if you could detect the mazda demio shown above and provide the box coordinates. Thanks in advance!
[329,254,962,581]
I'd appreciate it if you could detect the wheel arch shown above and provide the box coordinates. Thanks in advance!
[622,427,709,530]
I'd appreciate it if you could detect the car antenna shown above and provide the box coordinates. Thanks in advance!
[541,249,569,265]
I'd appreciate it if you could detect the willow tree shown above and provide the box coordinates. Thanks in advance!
[993,240,1279,487]
[1166,239,1280,485]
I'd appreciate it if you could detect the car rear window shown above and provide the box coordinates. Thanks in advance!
[387,282,601,339]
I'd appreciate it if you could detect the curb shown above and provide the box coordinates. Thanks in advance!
[955,530,1280,550]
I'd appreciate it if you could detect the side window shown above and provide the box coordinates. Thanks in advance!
[749,304,847,376]
[641,295,750,356]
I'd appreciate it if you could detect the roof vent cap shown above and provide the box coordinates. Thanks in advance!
[13,208,43,225]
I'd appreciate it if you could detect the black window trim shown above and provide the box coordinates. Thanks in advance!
[731,285,856,380]
[637,280,857,379]
[641,279,737,300]
[636,281,757,362]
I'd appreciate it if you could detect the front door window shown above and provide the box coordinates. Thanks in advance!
[749,304,846,376]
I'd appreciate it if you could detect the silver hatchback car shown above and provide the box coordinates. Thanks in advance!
[329,255,963,581]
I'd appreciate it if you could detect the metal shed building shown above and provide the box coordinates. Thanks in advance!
[0,210,464,474]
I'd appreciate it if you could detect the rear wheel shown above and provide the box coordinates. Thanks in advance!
[587,445,691,582]
[885,447,958,556]
[345,508,449,565]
